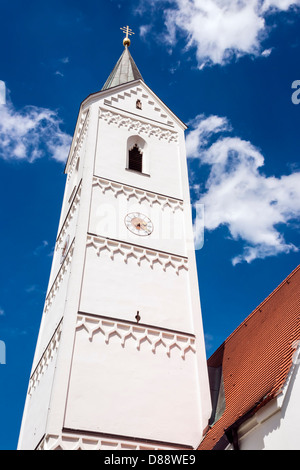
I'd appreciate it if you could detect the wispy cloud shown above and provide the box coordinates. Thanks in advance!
[139,24,151,39]
[261,48,273,57]
[25,284,46,296]
[0,92,72,163]
[0,307,5,316]
[139,0,300,68]
[54,58,70,77]
[205,333,215,352]
[25,285,39,294]
[187,114,300,264]
[1,326,28,338]
[33,240,49,256]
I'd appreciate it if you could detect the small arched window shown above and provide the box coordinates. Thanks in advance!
[126,135,149,175]
[128,144,143,173]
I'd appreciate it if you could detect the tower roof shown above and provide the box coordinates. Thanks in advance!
[101,45,144,91]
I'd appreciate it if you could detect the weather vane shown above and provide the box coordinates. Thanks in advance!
[120,25,134,47]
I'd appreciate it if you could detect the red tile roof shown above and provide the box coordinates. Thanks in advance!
[199,264,300,450]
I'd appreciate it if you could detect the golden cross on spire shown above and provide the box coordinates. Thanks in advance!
[120,25,134,47]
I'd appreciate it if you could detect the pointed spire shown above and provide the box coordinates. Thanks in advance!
[101,26,143,91]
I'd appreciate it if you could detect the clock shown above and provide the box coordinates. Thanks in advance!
[125,213,153,236]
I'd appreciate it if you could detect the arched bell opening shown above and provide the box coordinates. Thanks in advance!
[126,135,148,175]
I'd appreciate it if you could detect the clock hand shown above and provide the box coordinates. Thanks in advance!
[140,222,151,234]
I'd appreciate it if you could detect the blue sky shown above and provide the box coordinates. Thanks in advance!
[1,0,300,450]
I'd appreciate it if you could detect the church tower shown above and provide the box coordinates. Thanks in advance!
[18,28,211,451]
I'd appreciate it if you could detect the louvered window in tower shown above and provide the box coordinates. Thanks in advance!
[128,144,143,173]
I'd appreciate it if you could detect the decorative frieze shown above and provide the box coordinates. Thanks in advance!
[28,321,63,396]
[56,183,82,251]
[99,108,178,143]
[76,314,196,360]
[92,176,183,212]
[44,239,75,314]
[37,432,181,450]
[104,85,175,127]
[67,110,89,181]
[86,235,188,275]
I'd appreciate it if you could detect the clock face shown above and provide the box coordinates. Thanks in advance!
[125,213,153,236]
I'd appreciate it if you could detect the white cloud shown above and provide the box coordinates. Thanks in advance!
[0,95,72,163]
[186,114,231,156]
[0,307,4,316]
[139,0,300,67]
[187,114,300,264]
[261,0,300,12]
[261,47,273,57]
[139,24,151,39]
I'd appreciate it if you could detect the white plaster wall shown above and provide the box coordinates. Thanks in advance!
[57,112,87,235]
[64,317,203,448]
[80,85,196,333]
[58,152,83,234]
[47,144,84,292]
[18,343,59,450]
[94,120,183,200]
[89,183,187,256]
[30,116,85,371]
[239,363,300,450]
[79,241,192,333]
[18,80,212,449]
[31,245,73,371]
[91,82,184,201]
[47,192,80,295]
[278,362,300,449]
[17,107,89,450]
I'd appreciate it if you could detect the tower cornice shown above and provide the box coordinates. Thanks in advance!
[79,80,187,130]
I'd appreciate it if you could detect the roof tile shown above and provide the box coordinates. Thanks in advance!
[199,264,300,450]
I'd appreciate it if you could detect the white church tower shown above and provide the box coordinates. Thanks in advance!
[18,28,211,451]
